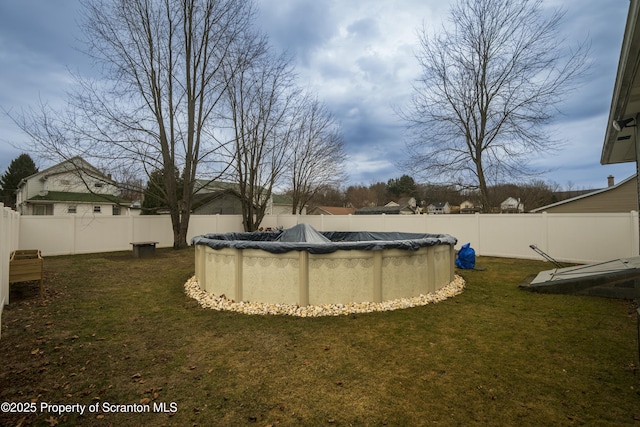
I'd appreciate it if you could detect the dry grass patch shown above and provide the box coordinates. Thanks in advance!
[0,249,637,426]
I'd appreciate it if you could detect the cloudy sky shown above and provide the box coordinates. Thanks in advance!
[0,0,636,191]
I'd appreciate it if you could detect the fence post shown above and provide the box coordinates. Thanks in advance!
[129,215,135,245]
[1,204,20,338]
[72,214,78,255]
[0,204,5,337]
[474,213,481,255]
[632,211,639,257]
[1,203,8,309]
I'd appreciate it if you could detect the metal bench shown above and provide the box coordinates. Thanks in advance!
[130,241,159,258]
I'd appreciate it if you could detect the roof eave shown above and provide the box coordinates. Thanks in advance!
[602,0,640,165]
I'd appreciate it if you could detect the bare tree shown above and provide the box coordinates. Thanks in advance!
[288,96,346,214]
[368,182,392,207]
[345,185,378,209]
[12,0,254,248]
[307,185,346,208]
[400,0,588,211]
[221,32,299,231]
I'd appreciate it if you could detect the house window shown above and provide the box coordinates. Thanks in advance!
[33,204,53,215]
[93,206,101,213]
[94,182,104,188]
[112,205,121,216]
[68,205,77,214]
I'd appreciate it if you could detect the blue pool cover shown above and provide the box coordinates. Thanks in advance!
[192,224,457,254]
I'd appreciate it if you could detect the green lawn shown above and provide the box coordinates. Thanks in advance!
[0,249,638,426]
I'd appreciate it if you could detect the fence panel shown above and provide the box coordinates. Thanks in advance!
[423,215,478,247]
[188,215,244,240]
[131,216,174,247]
[477,214,549,260]
[16,212,640,263]
[20,216,75,256]
[1,204,20,337]
[546,213,636,263]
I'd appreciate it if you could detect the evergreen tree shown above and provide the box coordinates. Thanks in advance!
[387,175,418,199]
[141,168,182,214]
[0,154,38,208]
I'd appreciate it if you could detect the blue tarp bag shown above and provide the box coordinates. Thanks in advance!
[455,243,476,269]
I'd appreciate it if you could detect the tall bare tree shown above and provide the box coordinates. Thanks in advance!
[221,32,299,231]
[13,0,254,248]
[400,0,588,211]
[288,96,346,214]
[345,185,378,209]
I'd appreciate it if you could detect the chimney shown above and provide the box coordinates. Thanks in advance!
[607,175,614,187]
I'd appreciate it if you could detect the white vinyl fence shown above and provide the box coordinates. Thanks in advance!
[17,211,640,264]
[1,203,20,336]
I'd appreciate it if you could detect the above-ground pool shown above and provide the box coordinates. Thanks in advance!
[191,224,457,307]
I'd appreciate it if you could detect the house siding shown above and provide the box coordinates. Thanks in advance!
[194,195,244,215]
[16,158,129,216]
[52,202,120,216]
[539,178,637,213]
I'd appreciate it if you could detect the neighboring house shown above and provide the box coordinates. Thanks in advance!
[272,194,306,215]
[15,157,130,216]
[500,197,524,213]
[356,205,416,215]
[427,202,450,215]
[398,197,421,213]
[192,188,243,215]
[307,206,356,215]
[530,175,638,213]
[356,197,420,215]
[191,180,299,215]
[460,200,481,214]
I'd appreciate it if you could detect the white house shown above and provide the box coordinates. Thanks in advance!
[500,197,524,213]
[16,157,130,216]
[427,202,450,214]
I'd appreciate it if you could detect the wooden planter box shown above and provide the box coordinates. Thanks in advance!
[9,249,43,298]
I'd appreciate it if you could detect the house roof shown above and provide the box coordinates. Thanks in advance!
[310,206,356,215]
[530,174,637,212]
[500,197,520,205]
[191,188,241,211]
[194,179,242,193]
[397,197,417,207]
[602,0,640,165]
[28,191,130,205]
[19,156,114,187]
[193,180,296,208]
[355,205,414,215]
[428,202,449,208]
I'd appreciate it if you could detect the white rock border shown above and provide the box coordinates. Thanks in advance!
[184,275,465,317]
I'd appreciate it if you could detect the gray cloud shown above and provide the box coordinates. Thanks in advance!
[257,0,339,65]
[0,0,636,191]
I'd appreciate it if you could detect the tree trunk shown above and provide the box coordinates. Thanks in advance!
[475,158,491,213]
[176,209,190,249]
